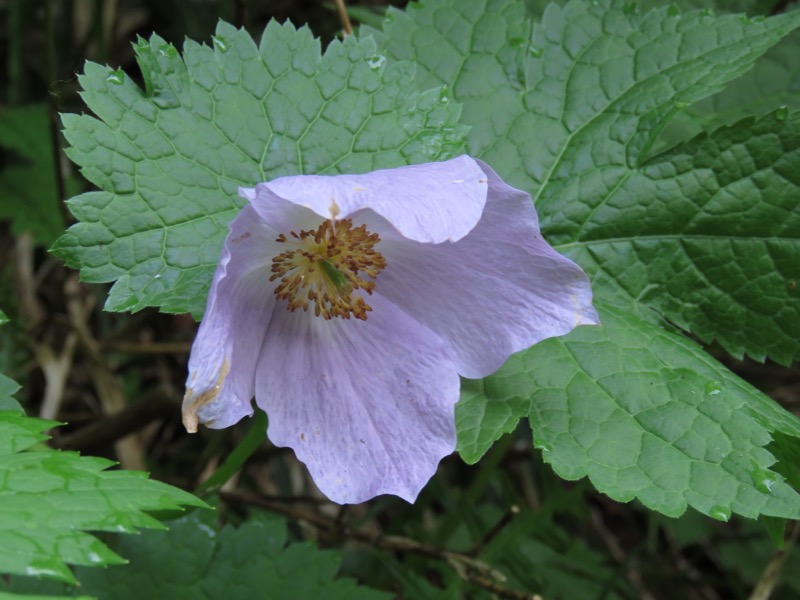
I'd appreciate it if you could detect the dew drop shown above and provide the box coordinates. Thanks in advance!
[529,45,543,58]
[212,35,229,53]
[750,466,778,494]
[538,443,551,453]
[438,88,450,103]
[704,381,722,396]
[776,106,789,121]
[158,43,178,57]
[667,5,681,17]
[106,69,125,85]
[709,505,731,522]
[367,53,386,70]
[25,565,61,578]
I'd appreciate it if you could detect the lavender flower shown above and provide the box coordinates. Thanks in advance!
[182,156,598,504]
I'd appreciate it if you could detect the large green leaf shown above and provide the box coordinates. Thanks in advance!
[0,408,206,587]
[370,0,800,364]
[9,514,391,600]
[458,303,800,520]
[52,21,466,317]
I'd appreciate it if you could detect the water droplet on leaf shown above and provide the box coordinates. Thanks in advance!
[709,505,731,522]
[776,106,788,121]
[212,35,229,52]
[667,5,681,17]
[106,69,125,85]
[704,381,722,396]
[158,43,178,57]
[529,45,543,58]
[750,466,778,494]
[367,53,386,70]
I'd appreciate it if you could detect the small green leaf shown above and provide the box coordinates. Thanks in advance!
[53,20,466,318]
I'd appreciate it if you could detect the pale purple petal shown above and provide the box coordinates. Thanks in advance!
[244,156,488,244]
[367,160,599,379]
[182,205,279,432]
[254,293,459,504]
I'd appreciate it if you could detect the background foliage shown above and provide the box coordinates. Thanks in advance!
[1,0,800,598]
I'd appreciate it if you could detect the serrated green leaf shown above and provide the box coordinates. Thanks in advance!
[34,514,391,600]
[53,20,466,317]
[0,105,64,246]
[371,0,800,363]
[467,302,800,520]
[562,111,800,365]
[0,409,207,586]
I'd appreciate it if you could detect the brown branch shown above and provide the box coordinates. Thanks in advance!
[219,489,541,600]
[467,504,520,557]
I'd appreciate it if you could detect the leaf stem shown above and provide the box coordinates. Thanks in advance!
[195,409,268,495]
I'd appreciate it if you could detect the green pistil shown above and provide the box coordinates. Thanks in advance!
[319,259,348,290]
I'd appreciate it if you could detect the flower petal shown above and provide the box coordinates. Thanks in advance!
[254,294,459,504]
[369,160,599,379]
[243,155,488,244]
[182,205,279,432]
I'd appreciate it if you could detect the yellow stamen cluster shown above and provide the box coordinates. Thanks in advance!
[270,218,387,320]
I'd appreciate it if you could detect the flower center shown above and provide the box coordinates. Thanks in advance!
[270,218,387,320]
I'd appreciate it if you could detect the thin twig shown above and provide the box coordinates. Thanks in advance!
[220,489,541,600]
[749,520,800,600]
[333,0,353,36]
[467,504,520,557]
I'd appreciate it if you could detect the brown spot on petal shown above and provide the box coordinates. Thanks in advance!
[300,433,306,441]
[182,359,230,433]
[230,232,251,244]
